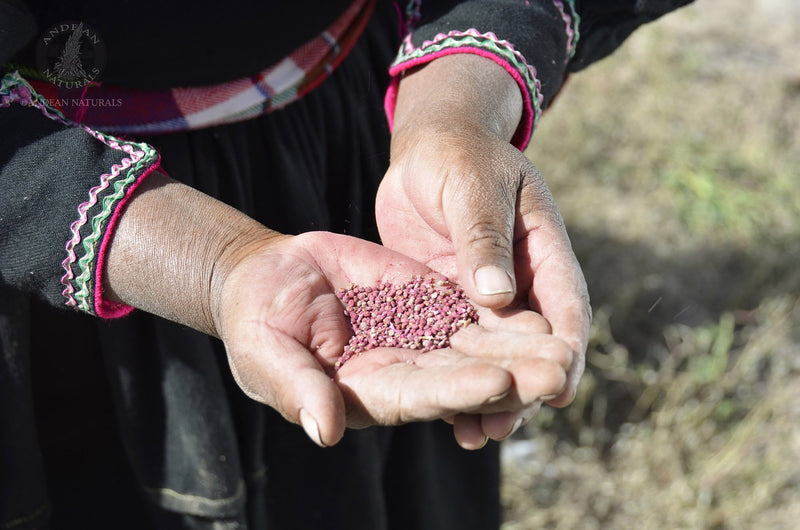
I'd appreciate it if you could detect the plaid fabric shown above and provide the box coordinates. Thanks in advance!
[28,0,375,135]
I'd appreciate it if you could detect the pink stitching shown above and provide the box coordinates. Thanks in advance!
[386,29,544,149]
[59,150,144,306]
[2,72,156,313]
[92,161,161,318]
[398,29,543,97]
[387,47,536,149]
[553,0,576,60]
[416,29,507,53]
[400,0,423,53]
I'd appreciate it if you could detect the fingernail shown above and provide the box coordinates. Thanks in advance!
[484,389,510,405]
[474,265,514,296]
[299,408,325,448]
[477,435,489,449]
[508,417,524,438]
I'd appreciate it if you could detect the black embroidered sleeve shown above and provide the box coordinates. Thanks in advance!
[0,72,160,317]
[386,0,694,149]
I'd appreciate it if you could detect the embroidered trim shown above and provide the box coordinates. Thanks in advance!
[66,138,158,315]
[403,0,423,34]
[388,29,543,149]
[92,164,160,319]
[553,0,581,59]
[1,71,159,317]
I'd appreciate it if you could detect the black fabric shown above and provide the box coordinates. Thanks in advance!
[95,313,246,519]
[0,1,695,528]
[3,4,502,529]
[9,0,353,88]
[409,0,694,109]
[28,297,151,529]
[0,283,49,530]
[0,105,128,306]
[3,0,695,89]
[0,0,35,65]
[409,0,570,108]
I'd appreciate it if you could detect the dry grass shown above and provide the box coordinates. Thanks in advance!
[502,1,800,528]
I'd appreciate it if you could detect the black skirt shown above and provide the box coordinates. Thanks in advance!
[23,4,501,529]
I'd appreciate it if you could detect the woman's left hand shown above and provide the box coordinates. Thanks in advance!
[377,54,592,445]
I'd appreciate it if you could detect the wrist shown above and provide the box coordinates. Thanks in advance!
[392,54,523,145]
[207,228,289,341]
[103,170,284,336]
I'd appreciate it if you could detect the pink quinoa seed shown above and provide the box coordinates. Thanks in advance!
[334,276,478,369]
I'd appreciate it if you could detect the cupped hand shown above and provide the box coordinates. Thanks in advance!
[105,172,568,450]
[210,231,572,449]
[377,55,592,436]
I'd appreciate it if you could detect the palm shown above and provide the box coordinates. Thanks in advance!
[376,136,531,289]
[214,231,536,445]
[377,132,590,408]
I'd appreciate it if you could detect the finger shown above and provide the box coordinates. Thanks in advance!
[516,169,592,408]
[441,152,519,309]
[472,306,552,334]
[225,324,346,447]
[449,325,573,371]
[410,346,568,412]
[473,357,568,415]
[453,413,488,450]
[415,356,566,416]
[525,247,591,408]
[335,349,512,427]
[499,357,568,409]
[481,402,542,441]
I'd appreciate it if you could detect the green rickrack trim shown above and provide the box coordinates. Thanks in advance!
[71,143,158,313]
[392,33,543,128]
[2,71,160,315]
[564,0,581,59]
[1,71,70,124]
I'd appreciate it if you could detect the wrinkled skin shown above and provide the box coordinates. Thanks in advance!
[107,174,574,449]
[376,54,591,446]
[106,55,590,450]
[213,231,574,449]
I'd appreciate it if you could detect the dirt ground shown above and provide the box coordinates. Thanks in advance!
[501,1,800,528]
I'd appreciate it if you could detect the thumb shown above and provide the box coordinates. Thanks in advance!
[225,326,346,447]
[443,168,519,309]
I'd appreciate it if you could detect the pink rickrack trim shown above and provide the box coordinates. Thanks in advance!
[392,0,422,40]
[553,0,578,60]
[59,141,146,308]
[386,29,543,150]
[4,72,156,317]
[92,163,161,319]
[0,81,33,107]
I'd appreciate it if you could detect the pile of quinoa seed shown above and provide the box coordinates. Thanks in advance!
[335,276,479,369]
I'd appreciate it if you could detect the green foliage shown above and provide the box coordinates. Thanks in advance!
[502,1,800,528]
[689,313,734,385]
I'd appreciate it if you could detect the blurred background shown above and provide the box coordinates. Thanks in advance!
[501,0,800,528]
